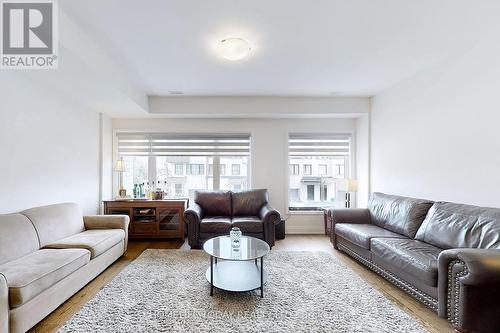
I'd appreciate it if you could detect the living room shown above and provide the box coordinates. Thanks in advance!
[0,1,499,332]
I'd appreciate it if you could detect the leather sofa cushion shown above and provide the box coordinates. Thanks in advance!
[370,238,442,287]
[232,189,268,216]
[44,229,125,259]
[335,223,407,250]
[0,213,40,265]
[195,191,232,217]
[368,192,433,238]
[0,248,90,307]
[232,216,263,233]
[200,217,232,233]
[371,252,438,299]
[21,203,85,248]
[415,201,500,250]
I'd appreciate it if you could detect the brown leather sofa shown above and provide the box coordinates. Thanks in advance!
[184,189,281,249]
[0,203,129,333]
[328,192,500,333]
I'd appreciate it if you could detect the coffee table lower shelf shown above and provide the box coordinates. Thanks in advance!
[206,260,268,296]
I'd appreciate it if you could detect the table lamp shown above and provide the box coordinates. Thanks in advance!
[345,179,358,208]
[114,158,127,197]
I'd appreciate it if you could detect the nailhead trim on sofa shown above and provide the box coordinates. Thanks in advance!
[337,241,439,311]
[446,259,468,326]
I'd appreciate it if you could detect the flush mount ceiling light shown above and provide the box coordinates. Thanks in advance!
[217,38,251,61]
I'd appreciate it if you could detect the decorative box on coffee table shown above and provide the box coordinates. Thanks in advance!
[103,199,187,240]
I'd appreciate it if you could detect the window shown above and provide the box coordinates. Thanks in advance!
[231,164,240,176]
[187,164,204,175]
[174,164,183,176]
[320,185,328,201]
[234,184,241,191]
[334,163,345,177]
[288,133,351,211]
[156,156,210,198]
[307,185,315,201]
[303,164,312,176]
[117,133,251,200]
[319,164,327,176]
[220,157,248,191]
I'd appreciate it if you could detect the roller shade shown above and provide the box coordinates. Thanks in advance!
[288,133,351,156]
[117,133,251,156]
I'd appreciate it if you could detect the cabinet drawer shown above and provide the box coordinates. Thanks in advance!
[133,222,156,234]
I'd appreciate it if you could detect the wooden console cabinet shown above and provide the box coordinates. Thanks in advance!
[103,200,188,240]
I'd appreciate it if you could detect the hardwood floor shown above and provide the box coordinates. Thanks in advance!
[30,235,453,333]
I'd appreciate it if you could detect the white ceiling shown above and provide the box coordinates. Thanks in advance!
[62,0,491,97]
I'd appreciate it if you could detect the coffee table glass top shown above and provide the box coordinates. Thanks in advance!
[203,236,270,260]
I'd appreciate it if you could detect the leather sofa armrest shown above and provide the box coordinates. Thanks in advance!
[184,203,203,249]
[184,203,203,225]
[328,208,371,245]
[0,273,8,333]
[259,205,281,225]
[259,205,281,248]
[438,248,500,331]
[84,215,130,251]
[328,208,371,225]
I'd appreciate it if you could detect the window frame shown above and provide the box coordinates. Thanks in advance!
[231,163,240,176]
[174,183,183,195]
[187,163,204,175]
[303,164,312,176]
[318,164,328,176]
[174,163,184,176]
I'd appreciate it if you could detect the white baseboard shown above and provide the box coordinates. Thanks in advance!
[284,225,324,234]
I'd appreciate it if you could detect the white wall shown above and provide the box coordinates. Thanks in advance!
[113,117,358,233]
[100,113,113,212]
[0,73,101,214]
[370,26,500,208]
[149,96,369,118]
[355,114,370,207]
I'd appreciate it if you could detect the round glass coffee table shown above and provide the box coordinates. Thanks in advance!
[203,236,270,298]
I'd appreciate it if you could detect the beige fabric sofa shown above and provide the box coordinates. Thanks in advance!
[0,203,129,333]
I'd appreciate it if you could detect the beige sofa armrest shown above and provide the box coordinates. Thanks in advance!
[0,273,8,333]
[83,215,130,252]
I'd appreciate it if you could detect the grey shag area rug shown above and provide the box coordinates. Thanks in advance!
[59,250,428,333]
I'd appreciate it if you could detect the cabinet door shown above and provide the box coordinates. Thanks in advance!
[158,207,181,233]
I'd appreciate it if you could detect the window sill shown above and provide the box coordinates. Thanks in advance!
[287,210,324,215]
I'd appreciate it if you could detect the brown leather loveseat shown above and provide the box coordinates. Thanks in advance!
[184,189,281,249]
[328,192,500,333]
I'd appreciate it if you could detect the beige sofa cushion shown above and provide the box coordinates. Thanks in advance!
[22,203,85,247]
[0,213,40,265]
[44,229,125,259]
[0,249,90,307]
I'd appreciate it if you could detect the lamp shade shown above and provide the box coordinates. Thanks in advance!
[347,179,358,192]
[113,159,126,173]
